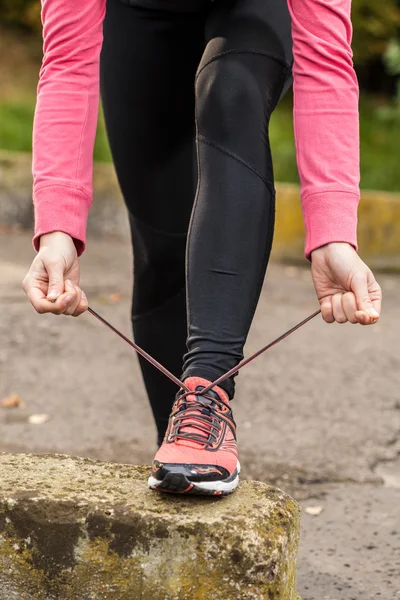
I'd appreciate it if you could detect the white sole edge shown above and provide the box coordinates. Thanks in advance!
[148,461,241,493]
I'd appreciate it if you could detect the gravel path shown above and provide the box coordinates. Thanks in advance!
[1,232,399,599]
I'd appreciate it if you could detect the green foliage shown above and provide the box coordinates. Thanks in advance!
[1,94,399,192]
[260,93,400,192]
[384,38,400,76]
[0,0,399,192]
[0,0,41,31]
[351,0,400,63]
[0,100,112,162]
[1,0,400,67]
[376,39,400,120]
[0,102,35,152]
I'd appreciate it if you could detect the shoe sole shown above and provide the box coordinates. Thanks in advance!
[148,461,240,497]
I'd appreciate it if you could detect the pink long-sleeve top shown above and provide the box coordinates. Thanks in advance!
[33,0,360,259]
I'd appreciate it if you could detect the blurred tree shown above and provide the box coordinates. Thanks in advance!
[2,0,399,47]
[375,38,400,119]
[351,0,400,62]
[0,0,399,94]
[0,0,41,31]
[1,0,399,53]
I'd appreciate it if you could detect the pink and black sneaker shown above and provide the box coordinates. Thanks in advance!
[148,377,239,496]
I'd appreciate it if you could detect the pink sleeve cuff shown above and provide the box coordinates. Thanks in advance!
[303,190,359,260]
[33,184,91,257]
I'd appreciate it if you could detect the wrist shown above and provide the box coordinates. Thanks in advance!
[311,242,355,259]
[39,231,74,249]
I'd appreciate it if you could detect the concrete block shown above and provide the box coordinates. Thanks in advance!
[0,453,300,600]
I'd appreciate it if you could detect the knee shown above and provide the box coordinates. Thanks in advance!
[195,53,288,138]
[196,57,260,127]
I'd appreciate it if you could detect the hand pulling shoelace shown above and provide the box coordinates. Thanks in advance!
[87,306,321,397]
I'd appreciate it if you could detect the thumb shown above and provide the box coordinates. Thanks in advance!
[46,260,65,301]
[352,274,380,320]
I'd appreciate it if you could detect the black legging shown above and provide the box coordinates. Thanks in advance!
[100,0,292,444]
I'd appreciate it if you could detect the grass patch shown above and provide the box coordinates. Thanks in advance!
[0,102,35,153]
[0,101,112,162]
[269,94,400,192]
[0,93,399,192]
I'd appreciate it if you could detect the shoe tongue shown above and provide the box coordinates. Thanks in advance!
[175,386,220,448]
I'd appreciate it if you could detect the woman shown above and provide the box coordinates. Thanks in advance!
[23,0,382,496]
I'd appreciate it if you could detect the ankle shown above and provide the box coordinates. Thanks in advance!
[183,376,230,404]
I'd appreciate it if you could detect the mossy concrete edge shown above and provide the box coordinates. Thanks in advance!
[0,453,301,600]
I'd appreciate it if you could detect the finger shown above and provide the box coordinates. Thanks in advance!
[46,259,66,301]
[50,292,76,315]
[353,310,375,326]
[72,289,88,317]
[63,280,81,316]
[25,284,48,314]
[352,274,380,322]
[371,297,382,317]
[332,293,347,324]
[320,296,334,324]
[26,285,73,315]
[368,274,382,317]
[342,292,358,324]
[357,275,382,326]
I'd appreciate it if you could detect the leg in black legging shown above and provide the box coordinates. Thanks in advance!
[100,0,208,445]
[181,0,293,398]
[100,0,292,441]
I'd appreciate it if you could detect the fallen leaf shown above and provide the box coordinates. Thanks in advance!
[305,506,324,516]
[28,414,50,425]
[1,394,22,408]
[93,293,122,305]
[0,224,21,235]
[109,293,121,304]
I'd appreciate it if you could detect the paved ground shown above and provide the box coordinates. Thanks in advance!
[1,232,399,599]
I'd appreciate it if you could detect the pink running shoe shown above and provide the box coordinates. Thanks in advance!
[148,377,239,496]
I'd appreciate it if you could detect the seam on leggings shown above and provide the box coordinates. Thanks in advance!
[185,82,205,341]
[132,285,186,322]
[197,135,275,194]
[185,58,290,392]
[245,66,290,329]
[196,48,291,81]
[129,209,188,238]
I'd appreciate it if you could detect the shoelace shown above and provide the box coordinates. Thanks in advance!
[169,390,233,447]
[87,307,321,396]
